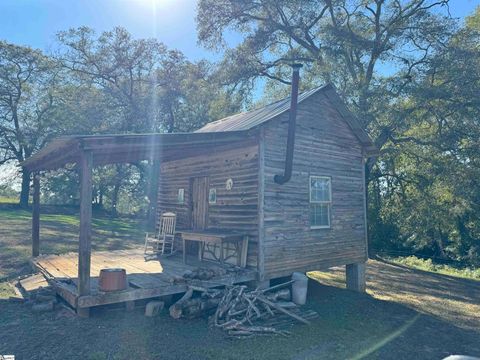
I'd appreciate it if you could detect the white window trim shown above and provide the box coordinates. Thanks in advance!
[309,175,332,229]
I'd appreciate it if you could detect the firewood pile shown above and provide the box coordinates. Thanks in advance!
[169,266,244,284]
[168,281,318,338]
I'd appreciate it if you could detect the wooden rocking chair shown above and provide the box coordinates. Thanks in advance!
[144,212,177,256]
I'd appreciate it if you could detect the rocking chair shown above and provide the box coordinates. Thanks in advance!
[144,212,177,256]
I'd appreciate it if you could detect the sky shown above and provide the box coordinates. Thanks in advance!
[0,0,233,60]
[0,0,479,61]
[0,0,478,187]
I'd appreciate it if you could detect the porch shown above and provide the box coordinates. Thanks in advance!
[20,131,258,316]
[31,248,256,310]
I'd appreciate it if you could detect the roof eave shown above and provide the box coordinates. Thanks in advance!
[21,130,256,172]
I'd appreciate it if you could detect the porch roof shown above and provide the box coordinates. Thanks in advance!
[21,130,253,172]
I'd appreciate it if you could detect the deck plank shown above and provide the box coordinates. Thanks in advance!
[32,248,257,309]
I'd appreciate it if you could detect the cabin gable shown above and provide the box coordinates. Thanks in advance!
[260,90,367,278]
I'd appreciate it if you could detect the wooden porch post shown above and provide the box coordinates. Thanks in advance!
[346,262,366,293]
[147,159,160,228]
[78,151,93,317]
[32,173,40,257]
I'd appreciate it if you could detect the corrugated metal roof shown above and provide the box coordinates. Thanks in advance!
[196,85,329,133]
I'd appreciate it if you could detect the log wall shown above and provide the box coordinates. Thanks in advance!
[261,91,367,278]
[156,138,259,268]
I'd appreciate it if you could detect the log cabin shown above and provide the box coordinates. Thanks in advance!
[22,67,377,316]
[157,69,377,288]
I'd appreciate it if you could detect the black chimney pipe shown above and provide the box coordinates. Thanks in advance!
[274,63,303,185]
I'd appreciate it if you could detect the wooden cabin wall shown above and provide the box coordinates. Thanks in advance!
[156,138,259,268]
[262,91,367,279]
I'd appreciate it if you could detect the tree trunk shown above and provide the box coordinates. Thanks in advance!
[111,165,123,216]
[167,105,175,133]
[99,189,104,207]
[19,167,31,208]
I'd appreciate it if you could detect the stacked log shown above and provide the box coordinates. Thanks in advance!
[168,282,317,338]
[169,286,222,319]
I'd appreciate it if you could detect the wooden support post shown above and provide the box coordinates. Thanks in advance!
[78,151,93,318]
[346,262,366,293]
[125,300,135,312]
[257,128,266,280]
[147,159,160,228]
[32,173,40,257]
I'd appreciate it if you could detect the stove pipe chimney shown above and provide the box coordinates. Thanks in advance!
[274,63,303,185]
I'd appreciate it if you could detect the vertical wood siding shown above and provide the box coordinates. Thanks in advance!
[156,139,259,268]
[262,91,367,278]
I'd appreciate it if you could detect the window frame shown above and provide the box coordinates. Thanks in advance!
[309,175,332,229]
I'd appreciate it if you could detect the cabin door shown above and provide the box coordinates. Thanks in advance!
[190,176,209,230]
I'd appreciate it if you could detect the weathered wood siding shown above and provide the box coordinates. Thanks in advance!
[262,91,367,278]
[156,139,259,268]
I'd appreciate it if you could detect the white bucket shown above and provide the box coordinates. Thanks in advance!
[291,272,308,305]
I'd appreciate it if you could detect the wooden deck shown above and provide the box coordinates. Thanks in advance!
[31,248,257,310]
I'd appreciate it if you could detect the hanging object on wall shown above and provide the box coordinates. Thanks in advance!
[226,178,234,190]
[209,188,217,204]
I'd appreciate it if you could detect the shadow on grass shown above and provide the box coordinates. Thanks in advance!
[1,205,479,359]
[0,281,479,360]
[310,260,480,333]
[0,206,148,280]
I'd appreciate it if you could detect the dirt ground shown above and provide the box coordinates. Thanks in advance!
[0,206,479,360]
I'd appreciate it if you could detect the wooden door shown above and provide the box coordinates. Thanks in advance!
[190,176,209,230]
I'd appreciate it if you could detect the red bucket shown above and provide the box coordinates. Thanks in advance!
[98,268,127,292]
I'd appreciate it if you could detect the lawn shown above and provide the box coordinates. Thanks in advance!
[0,204,479,360]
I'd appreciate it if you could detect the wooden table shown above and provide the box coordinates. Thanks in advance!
[178,229,249,268]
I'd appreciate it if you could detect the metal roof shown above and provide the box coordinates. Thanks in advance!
[22,84,378,171]
[197,84,378,156]
[196,85,329,133]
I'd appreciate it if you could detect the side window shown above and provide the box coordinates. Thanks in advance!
[177,188,185,204]
[208,188,217,205]
[310,176,331,228]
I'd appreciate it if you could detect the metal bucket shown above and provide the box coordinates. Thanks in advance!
[98,268,127,292]
[291,272,308,305]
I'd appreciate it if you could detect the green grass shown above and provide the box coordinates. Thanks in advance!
[384,255,480,280]
[0,205,146,281]
[0,282,15,298]
[0,196,18,204]
[0,206,479,359]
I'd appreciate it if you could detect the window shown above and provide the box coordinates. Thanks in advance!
[208,188,217,204]
[177,188,185,204]
[310,176,331,228]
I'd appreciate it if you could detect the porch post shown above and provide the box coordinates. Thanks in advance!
[147,158,160,228]
[32,173,40,257]
[78,150,93,317]
[346,262,366,293]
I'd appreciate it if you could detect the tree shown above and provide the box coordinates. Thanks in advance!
[57,26,172,133]
[0,41,62,207]
[197,1,480,265]
[197,0,454,167]
[53,27,242,216]
[369,6,480,264]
